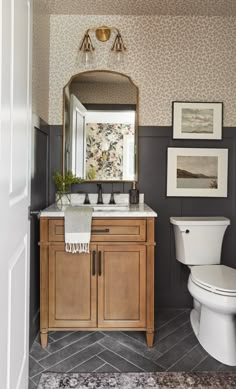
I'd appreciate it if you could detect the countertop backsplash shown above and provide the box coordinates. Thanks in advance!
[58,193,144,206]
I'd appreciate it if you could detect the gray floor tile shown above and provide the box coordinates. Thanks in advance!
[29,356,44,378]
[69,356,105,373]
[31,372,43,386]
[168,344,208,372]
[156,311,190,342]
[218,363,236,372]
[48,343,105,372]
[122,331,147,345]
[98,349,143,372]
[156,333,199,369]
[95,362,120,373]
[155,309,189,329]
[50,331,73,341]
[39,332,105,369]
[28,379,37,389]
[29,311,236,380]
[47,331,92,353]
[105,331,162,360]
[194,354,223,371]
[30,341,50,361]
[154,321,192,355]
[47,335,56,344]
[100,336,164,372]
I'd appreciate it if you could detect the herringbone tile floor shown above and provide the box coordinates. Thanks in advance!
[28,309,236,388]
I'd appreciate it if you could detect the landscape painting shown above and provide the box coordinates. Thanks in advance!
[167,148,228,197]
[181,108,213,134]
[177,155,218,189]
[172,102,223,139]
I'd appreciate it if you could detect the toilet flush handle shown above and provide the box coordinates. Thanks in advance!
[180,228,190,233]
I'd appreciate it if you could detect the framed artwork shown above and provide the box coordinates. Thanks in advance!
[172,102,223,139]
[166,148,228,197]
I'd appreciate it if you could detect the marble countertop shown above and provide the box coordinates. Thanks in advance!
[40,203,157,218]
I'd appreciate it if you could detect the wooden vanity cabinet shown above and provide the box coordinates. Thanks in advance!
[40,217,155,348]
[48,245,97,329]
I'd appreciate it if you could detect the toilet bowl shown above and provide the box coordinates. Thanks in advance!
[188,265,236,366]
[170,216,236,366]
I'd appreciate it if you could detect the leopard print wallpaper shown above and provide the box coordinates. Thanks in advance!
[48,15,236,126]
[42,0,236,17]
[33,3,50,121]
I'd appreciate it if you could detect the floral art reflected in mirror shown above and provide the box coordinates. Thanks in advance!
[63,70,138,182]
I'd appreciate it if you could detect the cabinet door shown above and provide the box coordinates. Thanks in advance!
[97,245,146,328]
[48,245,97,328]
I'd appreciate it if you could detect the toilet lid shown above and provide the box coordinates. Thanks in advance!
[170,216,230,226]
[190,265,236,296]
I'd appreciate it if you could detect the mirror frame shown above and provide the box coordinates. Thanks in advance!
[62,70,139,182]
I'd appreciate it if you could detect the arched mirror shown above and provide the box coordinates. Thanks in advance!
[63,70,138,181]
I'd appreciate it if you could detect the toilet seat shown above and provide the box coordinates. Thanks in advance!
[190,265,236,296]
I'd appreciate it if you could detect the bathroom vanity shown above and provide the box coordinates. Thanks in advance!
[39,70,157,348]
[39,203,157,348]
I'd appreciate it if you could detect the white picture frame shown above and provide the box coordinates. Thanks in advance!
[172,102,223,139]
[166,148,228,197]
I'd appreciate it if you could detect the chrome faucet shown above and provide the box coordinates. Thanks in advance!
[97,184,103,204]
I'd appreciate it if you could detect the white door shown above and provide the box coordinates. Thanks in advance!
[0,0,32,388]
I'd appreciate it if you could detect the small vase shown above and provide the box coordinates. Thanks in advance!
[55,192,71,207]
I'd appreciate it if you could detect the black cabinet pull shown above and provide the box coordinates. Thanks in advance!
[92,251,96,276]
[92,229,110,233]
[98,251,102,276]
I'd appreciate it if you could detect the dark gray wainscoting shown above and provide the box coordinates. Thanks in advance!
[30,119,50,347]
[48,125,236,308]
[48,125,63,204]
[139,126,236,307]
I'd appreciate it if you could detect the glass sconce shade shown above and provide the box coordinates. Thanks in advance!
[108,48,125,66]
[111,32,126,53]
[110,32,127,65]
[78,49,96,67]
[79,32,96,68]
[80,32,95,52]
[79,26,127,68]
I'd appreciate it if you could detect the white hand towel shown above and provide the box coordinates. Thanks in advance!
[64,206,93,254]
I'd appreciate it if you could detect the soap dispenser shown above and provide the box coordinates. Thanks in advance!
[129,181,139,204]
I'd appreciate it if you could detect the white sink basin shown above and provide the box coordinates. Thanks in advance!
[93,205,129,212]
[70,204,129,212]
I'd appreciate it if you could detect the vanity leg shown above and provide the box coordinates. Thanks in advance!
[40,331,48,348]
[146,330,154,347]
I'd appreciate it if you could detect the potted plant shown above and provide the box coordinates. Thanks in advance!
[53,170,84,205]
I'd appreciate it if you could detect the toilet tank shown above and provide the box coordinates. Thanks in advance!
[170,217,230,265]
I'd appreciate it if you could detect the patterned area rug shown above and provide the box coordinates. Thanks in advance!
[37,372,236,388]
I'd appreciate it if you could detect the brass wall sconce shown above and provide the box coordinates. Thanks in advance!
[79,26,127,67]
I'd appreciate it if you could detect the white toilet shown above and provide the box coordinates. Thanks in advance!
[170,216,236,366]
